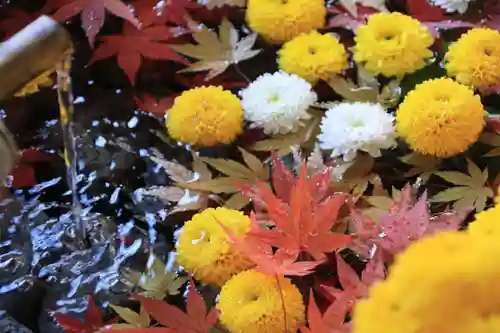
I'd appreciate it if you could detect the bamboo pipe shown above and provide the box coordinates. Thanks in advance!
[0,15,73,101]
[0,15,73,183]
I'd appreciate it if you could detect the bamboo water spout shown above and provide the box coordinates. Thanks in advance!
[0,15,73,181]
[0,15,73,100]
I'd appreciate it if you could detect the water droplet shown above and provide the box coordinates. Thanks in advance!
[127,116,138,128]
[74,96,85,104]
[95,136,107,147]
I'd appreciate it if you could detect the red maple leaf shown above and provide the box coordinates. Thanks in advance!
[43,0,141,46]
[0,9,42,40]
[486,115,500,133]
[350,185,470,260]
[300,292,351,333]
[135,95,175,116]
[134,0,199,27]
[54,296,115,333]
[89,23,187,84]
[406,0,445,21]
[238,158,352,262]
[319,252,385,313]
[10,149,55,189]
[326,5,378,32]
[129,280,217,333]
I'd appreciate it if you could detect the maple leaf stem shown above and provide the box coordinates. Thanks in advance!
[275,274,288,333]
[234,64,251,84]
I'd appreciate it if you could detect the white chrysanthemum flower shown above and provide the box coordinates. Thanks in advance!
[318,102,397,161]
[429,0,472,14]
[239,72,317,135]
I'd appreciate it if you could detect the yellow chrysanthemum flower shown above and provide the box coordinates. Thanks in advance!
[278,30,348,84]
[396,78,484,157]
[468,197,500,237]
[352,231,500,333]
[246,0,326,44]
[175,208,254,286]
[445,28,500,92]
[166,86,243,147]
[218,269,305,333]
[353,12,434,77]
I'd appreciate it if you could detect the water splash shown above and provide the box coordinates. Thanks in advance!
[56,57,85,246]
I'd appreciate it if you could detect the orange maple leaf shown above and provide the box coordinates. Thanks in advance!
[216,214,321,276]
[238,158,352,262]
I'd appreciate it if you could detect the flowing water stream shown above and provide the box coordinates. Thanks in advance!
[56,57,85,246]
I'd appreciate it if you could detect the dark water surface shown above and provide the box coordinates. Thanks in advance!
[0,2,207,331]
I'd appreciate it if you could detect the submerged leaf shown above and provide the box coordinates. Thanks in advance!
[171,17,261,80]
[129,255,188,300]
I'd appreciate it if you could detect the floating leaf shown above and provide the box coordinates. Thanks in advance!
[400,152,441,183]
[432,159,493,211]
[142,186,186,203]
[197,0,246,9]
[239,163,351,262]
[45,0,141,46]
[338,0,358,17]
[251,116,321,155]
[327,75,378,102]
[224,192,251,210]
[90,23,187,83]
[238,147,268,180]
[335,153,377,195]
[54,296,114,333]
[357,0,389,12]
[109,305,149,329]
[480,132,500,157]
[135,280,218,333]
[352,184,468,259]
[378,78,402,108]
[171,17,261,80]
[199,157,256,179]
[357,66,380,90]
[178,177,241,194]
[150,157,194,183]
[135,0,198,27]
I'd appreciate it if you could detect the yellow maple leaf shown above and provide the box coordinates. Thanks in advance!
[171,17,261,80]
[110,304,150,329]
[126,255,188,300]
[431,159,494,211]
[197,0,245,9]
[479,132,500,157]
[178,148,268,192]
[400,152,441,183]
